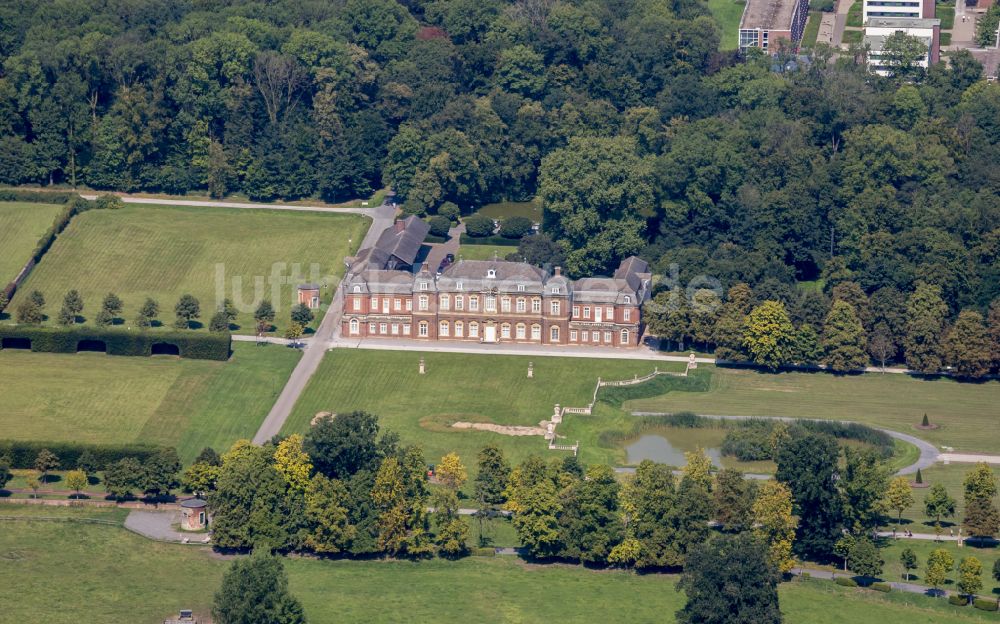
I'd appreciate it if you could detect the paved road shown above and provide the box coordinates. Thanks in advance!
[252,203,396,444]
[630,413,940,476]
[124,510,210,544]
[940,452,1000,464]
[792,566,951,597]
[425,223,464,273]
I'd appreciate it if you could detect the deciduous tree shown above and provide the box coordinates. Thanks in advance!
[753,480,797,574]
[743,301,796,370]
[213,551,306,624]
[436,452,467,491]
[822,300,868,372]
[884,476,914,527]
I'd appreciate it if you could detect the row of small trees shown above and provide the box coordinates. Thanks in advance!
[6,289,315,333]
[647,281,1000,377]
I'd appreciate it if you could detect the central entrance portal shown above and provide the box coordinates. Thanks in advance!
[483,325,497,343]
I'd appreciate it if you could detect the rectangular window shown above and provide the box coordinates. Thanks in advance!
[470,296,480,312]
[470,323,479,338]
[570,330,578,342]
[550,301,560,315]
[379,322,388,335]
[624,309,631,322]
[517,298,526,313]
[516,325,526,339]
[501,325,510,339]
[606,306,614,319]
[517,285,525,292]
[419,295,429,311]
[604,331,613,343]
[456,295,464,311]
[501,297,511,313]
[391,324,400,335]
[583,306,590,319]
[550,326,560,342]
[573,306,580,318]
[395,298,402,311]
[531,325,541,340]
[353,297,361,311]
[582,331,589,342]
[419,281,428,291]
[440,294,450,311]
[418,323,428,337]
[369,322,376,334]
[455,322,464,337]
[406,299,413,312]
[531,299,541,313]
[440,321,450,337]
[485,295,497,312]
[403,324,411,335]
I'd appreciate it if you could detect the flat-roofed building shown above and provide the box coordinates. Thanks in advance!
[864,17,940,76]
[738,0,810,52]
[863,0,934,23]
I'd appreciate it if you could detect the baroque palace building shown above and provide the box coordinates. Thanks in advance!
[340,217,651,348]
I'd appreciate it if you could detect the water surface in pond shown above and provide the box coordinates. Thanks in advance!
[625,434,723,467]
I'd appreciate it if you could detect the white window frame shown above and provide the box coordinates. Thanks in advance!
[517,284,525,292]
[456,295,464,311]
[440,321,450,337]
[418,322,429,337]
[470,296,480,312]
[531,324,541,340]
[353,285,361,293]
[485,295,497,313]
[406,299,413,311]
[501,323,511,339]
[624,296,631,304]
[419,281,429,291]
[394,298,402,311]
[583,306,590,319]
[604,331,612,343]
[531,298,541,313]
[350,319,359,335]
[621,329,629,344]
[517,298,527,313]
[379,322,388,335]
[440,294,450,311]
[403,324,411,335]
[550,326,560,342]
[370,296,378,308]
[624,308,631,322]
[501,297,511,313]
[516,323,526,339]
[582,331,589,342]
[550,301,560,315]
[353,297,361,311]
[392,323,400,335]
[455,321,464,337]
[418,295,429,311]
[469,322,479,338]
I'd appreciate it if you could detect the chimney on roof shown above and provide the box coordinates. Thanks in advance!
[422,262,429,272]
[554,266,562,276]
[394,219,405,232]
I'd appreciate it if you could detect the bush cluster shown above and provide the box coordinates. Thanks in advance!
[0,325,231,360]
[974,598,999,611]
[462,214,495,238]
[948,594,968,606]
[870,582,891,593]
[0,440,170,470]
[499,216,533,239]
[0,189,74,204]
[459,234,521,246]
[835,577,858,587]
[720,424,774,461]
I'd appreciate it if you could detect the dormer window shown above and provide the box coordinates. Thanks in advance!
[457,281,463,291]
[550,287,559,294]
[353,285,361,293]
[419,281,428,291]
[624,295,631,304]
[487,269,496,279]
[517,284,525,292]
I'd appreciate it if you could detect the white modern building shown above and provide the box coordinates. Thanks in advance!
[862,0,934,22]
[864,17,941,76]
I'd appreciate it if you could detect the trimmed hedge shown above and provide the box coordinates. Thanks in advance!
[459,234,521,246]
[0,189,74,204]
[0,440,170,470]
[835,577,858,587]
[948,594,968,606]
[870,582,891,593]
[0,325,231,360]
[974,598,999,611]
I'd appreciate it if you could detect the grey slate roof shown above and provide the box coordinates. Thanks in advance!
[436,260,547,293]
[350,216,429,273]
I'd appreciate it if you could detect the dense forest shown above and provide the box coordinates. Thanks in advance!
[1,1,999,322]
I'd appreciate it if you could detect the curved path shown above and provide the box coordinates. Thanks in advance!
[630,412,940,476]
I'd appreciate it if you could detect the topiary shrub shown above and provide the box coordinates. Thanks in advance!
[948,594,968,606]
[835,577,858,587]
[870,582,891,593]
[401,198,426,217]
[472,547,496,557]
[463,214,495,237]
[974,598,998,611]
[499,216,533,239]
[427,215,451,238]
[438,201,460,222]
[0,440,170,470]
[0,325,230,360]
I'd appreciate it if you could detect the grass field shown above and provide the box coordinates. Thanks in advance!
[458,243,520,261]
[880,537,1000,594]
[843,29,864,43]
[0,343,300,462]
[0,507,993,624]
[847,0,863,27]
[285,350,676,472]
[939,5,955,29]
[10,204,367,334]
[0,201,63,286]
[474,200,541,222]
[627,366,1000,454]
[892,463,1000,531]
[707,0,747,50]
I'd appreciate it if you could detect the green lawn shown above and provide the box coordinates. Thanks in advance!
[891,463,1000,532]
[285,350,676,472]
[843,29,864,44]
[0,201,63,286]
[939,5,955,29]
[881,537,1000,594]
[10,204,367,334]
[847,0,863,27]
[0,343,300,462]
[627,366,1000,454]
[458,243,519,261]
[474,200,541,222]
[802,11,823,47]
[707,0,747,50]
[0,509,992,624]
[941,31,953,45]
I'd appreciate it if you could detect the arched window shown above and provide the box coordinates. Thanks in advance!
[349,319,359,335]
[419,321,429,337]
[624,295,631,304]
[516,297,526,313]
[620,329,630,344]
[469,322,479,338]
[440,321,450,336]
[550,326,560,342]
[500,323,511,339]
[440,294,450,310]
[455,321,464,337]
[531,324,541,340]
[353,285,361,293]
[501,297,511,313]
[516,323,526,339]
